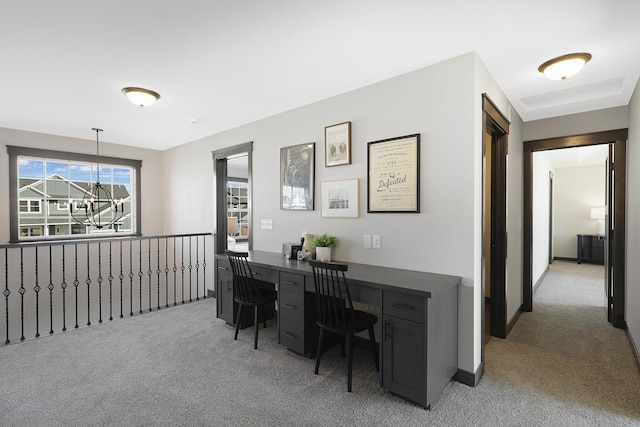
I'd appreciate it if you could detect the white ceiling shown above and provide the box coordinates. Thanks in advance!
[1,1,639,151]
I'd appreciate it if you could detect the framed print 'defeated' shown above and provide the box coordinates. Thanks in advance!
[281,143,315,210]
[367,134,420,213]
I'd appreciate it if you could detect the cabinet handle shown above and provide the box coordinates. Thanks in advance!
[283,332,296,339]
[282,304,296,310]
[252,271,260,276]
[281,280,297,286]
[218,266,229,271]
[384,320,391,340]
[391,303,414,311]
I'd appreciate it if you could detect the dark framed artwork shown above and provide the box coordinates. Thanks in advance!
[280,143,315,210]
[367,134,420,213]
[324,121,351,167]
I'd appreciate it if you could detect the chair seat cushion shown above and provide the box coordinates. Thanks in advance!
[318,309,377,335]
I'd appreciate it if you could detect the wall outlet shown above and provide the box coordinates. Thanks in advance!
[364,234,372,248]
[372,235,381,249]
[260,219,273,230]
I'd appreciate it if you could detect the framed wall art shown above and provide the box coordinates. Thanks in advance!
[280,142,315,210]
[324,121,351,167]
[367,134,420,213]
[321,179,359,218]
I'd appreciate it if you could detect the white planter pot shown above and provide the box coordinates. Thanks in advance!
[315,246,332,262]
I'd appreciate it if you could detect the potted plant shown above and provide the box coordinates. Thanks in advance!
[311,233,338,262]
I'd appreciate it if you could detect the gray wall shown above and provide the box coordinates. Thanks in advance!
[161,52,524,377]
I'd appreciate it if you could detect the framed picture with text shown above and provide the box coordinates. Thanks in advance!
[367,134,420,213]
[324,121,351,167]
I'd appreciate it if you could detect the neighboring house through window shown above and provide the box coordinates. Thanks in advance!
[7,146,142,242]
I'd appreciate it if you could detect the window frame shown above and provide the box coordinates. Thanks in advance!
[7,145,142,243]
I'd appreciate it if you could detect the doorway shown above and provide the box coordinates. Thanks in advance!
[212,142,253,256]
[482,94,509,344]
[523,129,627,328]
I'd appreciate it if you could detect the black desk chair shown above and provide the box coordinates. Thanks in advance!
[309,260,379,392]
[225,250,277,349]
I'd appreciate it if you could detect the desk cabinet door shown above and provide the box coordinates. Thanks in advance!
[382,315,426,407]
[216,261,234,324]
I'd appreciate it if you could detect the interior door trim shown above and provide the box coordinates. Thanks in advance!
[522,129,627,329]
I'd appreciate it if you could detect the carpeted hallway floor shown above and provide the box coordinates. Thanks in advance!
[1,260,639,426]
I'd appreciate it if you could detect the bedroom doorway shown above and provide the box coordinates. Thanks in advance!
[523,129,627,328]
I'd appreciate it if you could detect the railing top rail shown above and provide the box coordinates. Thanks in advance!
[0,232,213,250]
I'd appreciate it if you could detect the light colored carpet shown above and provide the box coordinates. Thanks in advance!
[1,261,639,426]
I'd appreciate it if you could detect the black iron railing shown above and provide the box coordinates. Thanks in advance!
[1,233,212,345]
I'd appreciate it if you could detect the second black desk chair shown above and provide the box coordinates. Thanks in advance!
[225,250,278,349]
[309,260,379,392]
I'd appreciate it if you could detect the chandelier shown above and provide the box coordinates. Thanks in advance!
[70,128,124,230]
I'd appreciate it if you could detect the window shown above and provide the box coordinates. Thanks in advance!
[8,146,142,242]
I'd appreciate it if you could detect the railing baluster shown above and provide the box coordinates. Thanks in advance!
[98,243,103,323]
[74,243,79,329]
[19,248,25,341]
[61,246,67,332]
[48,246,54,335]
[4,249,10,344]
[108,242,113,321]
[164,238,169,308]
[172,237,177,306]
[157,238,161,310]
[86,243,91,326]
[119,240,124,319]
[147,239,153,312]
[181,237,185,304]
[195,235,200,301]
[138,241,143,314]
[202,237,207,300]
[34,247,40,338]
[129,240,133,317]
[188,237,193,303]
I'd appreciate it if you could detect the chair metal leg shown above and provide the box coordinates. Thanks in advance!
[314,328,325,374]
[234,304,243,340]
[368,326,379,371]
[347,333,353,392]
[261,305,267,328]
[254,305,259,349]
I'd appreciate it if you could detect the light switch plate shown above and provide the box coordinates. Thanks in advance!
[261,219,273,230]
[364,234,372,248]
[372,235,381,249]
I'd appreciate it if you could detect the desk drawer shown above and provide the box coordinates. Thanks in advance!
[384,291,425,323]
[280,318,304,354]
[280,272,305,293]
[279,290,304,321]
[250,265,278,283]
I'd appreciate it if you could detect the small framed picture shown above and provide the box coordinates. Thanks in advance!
[321,179,359,218]
[280,143,315,210]
[324,121,351,167]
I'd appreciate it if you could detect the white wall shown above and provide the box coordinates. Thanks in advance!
[627,80,640,361]
[0,127,165,241]
[162,52,522,377]
[552,165,605,258]
[524,106,629,140]
[532,153,552,284]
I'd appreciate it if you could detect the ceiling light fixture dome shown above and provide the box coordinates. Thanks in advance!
[122,87,160,107]
[538,52,592,80]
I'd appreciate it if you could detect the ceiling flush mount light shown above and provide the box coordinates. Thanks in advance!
[538,52,592,80]
[70,128,124,230]
[122,87,160,107]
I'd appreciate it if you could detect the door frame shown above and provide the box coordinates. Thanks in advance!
[212,142,253,255]
[481,94,509,342]
[522,129,627,328]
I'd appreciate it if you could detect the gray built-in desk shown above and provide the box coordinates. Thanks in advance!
[215,250,459,409]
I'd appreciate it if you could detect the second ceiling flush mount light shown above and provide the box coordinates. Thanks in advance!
[122,87,161,107]
[538,52,592,80]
